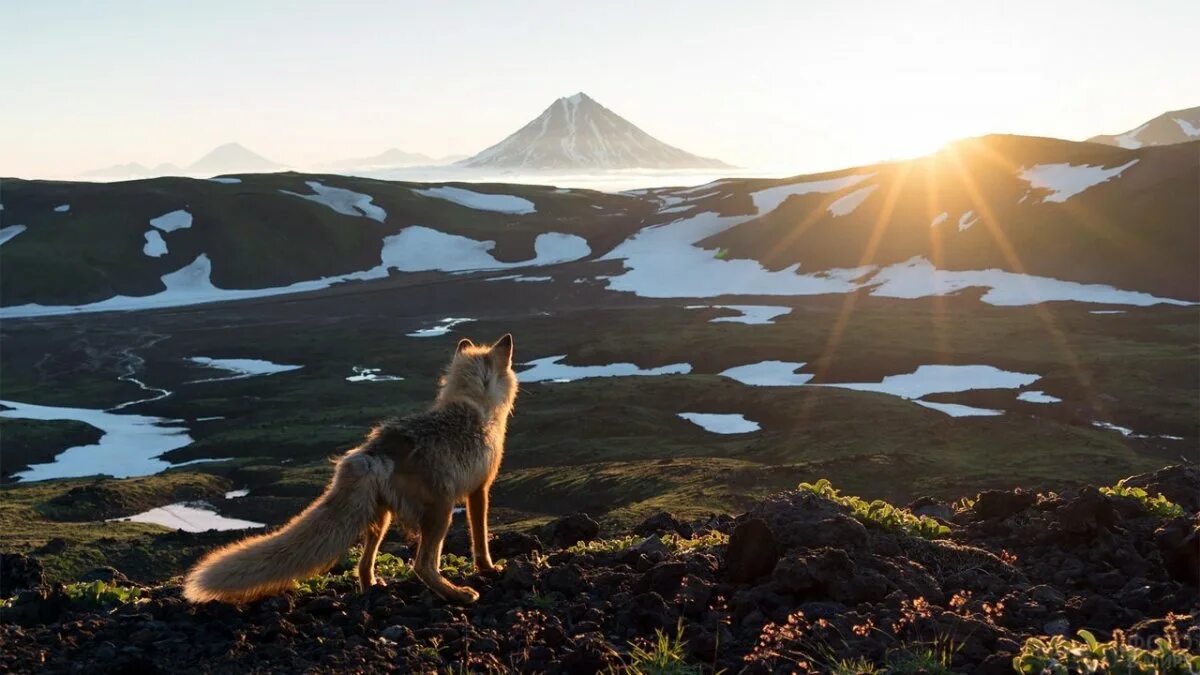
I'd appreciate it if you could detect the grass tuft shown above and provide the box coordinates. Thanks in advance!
[799,479,950,539]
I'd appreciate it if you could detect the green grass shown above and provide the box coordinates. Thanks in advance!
[1014,629,1200,674]
[567,531,728,556]
[799,479,950,539]
[609,621,705,675]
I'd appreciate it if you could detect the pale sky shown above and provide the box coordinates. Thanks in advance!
[3,0,1197,178]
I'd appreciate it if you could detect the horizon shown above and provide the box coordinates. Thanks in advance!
[3,0,1199,179]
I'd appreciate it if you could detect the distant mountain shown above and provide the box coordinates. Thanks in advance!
[81,143,281,179]
[1087,106,1200,148]
[459,92,730,170]
[185,142,282,174]
[319,148,464,171]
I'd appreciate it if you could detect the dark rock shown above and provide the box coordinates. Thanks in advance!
[1055,487,1119,534]
[908,496,954,522]
[972,489,1036,520]
[37,538,68,554]
[634,562,687,597]
[748,492,870,552]
[633,512,688,537]
[0,554,45,598]
[724,518,780,583]
[1154,515,1199,584]
[78,567,132,585]
[491,531,542,558]
[540,513,600,547]
[543,565,585,595]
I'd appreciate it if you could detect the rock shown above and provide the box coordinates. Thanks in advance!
[1029,584,1065,608]
[972,489,1036,520]
[1055,488,1118,534]
[544,565,585,595]
[635,562,687,597]
[491,531,542,558]
[634,535,669,556]
[37,538,68,554]
[724,519,780,583]
[908,496,954,522]
[78,567,132,585]
[1043,616,1070,636]
[0,554,45,598]
[748,492,870,552]
[500,559,537,591]
[633,512,688,537]
[380,624,412,643]
[540,513,600,548]
[1155,515,1199,584]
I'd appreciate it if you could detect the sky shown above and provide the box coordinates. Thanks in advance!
[3,0,1197,179]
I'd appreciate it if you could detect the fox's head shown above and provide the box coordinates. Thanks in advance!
[438,334,518,415]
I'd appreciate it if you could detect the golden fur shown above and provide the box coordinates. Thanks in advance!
[183,334,518,605]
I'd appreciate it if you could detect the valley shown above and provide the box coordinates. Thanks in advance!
[1,134,1197,585]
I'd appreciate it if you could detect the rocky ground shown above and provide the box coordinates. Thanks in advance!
[2,466,1197,674]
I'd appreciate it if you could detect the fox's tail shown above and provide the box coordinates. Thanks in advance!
[183,451,391,604]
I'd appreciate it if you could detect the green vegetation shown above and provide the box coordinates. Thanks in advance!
[62,580,144,608]
[1100,479,1185,518]
[610,621,705,675]
[1014,629,1200,674]
[799,479,950,539]
[885,641,957,675]
[567,531,728,556]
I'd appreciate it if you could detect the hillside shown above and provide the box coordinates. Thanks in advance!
[1087,106,1200,148]
[3,136,1196,313]
[459,93,730,170]
[1,466,1196,673]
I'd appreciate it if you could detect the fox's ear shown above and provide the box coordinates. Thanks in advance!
[456,338,474,354]
[492,334,514,368]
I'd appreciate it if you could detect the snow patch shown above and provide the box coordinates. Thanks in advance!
[750,174,874,214]
[149,209,193,232]
[346,366,404,382]
[142,230,168,257]
[519,355,691,383]
[113,502,263,532]
[822,364,1040,417]
[209,177,242,184]
[720,361,814,386]
[408,317,474,338]
[827,185,878,217]
[1174,117,1200,137]
[930,212,948,228]
[1114,123,1148,149]
[0,399,196,482]
[958,210,978,232]
[678,412,760,434]
[224,489,250,499]
[54,204,70,213]
[867,256,1191,307]
[281,181,386,222]
[1018,160,1138,203]
[187,357,302,383]
[1017,390,1062,404]
[691,305,791,325]
[1089,310,1127,315]
[0,225,27,246]
[386,226,589,272]
[486,274,553,283]
[413,186,536,214]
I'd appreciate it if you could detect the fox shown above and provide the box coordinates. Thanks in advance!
[182,334,518,605]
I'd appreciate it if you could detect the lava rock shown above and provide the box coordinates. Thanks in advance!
[724,518,780,583]
[0,554,45,598]
[540,513,600,548]
[972,489,1036,520]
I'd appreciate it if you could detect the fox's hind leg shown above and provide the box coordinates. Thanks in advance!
[357,508,392,591]
[467,484,499,574]
[414,503,479,604]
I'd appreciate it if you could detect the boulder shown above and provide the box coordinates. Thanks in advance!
[724,519,780,583]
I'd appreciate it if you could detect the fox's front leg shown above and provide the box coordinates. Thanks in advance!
[467,485,500,574]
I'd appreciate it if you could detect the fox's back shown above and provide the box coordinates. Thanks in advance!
[364,402,494,497]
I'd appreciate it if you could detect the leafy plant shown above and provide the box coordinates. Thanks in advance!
[62,580,143,607]
[1014,629,1200,674]
[1100,479,1184,519]
[799,480,950,539]
[829,657,883,675]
